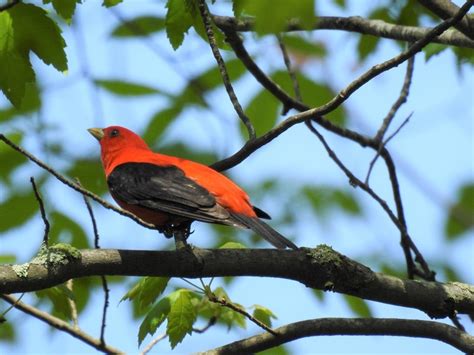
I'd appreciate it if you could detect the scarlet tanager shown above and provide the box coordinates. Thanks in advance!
[88,126,297,249]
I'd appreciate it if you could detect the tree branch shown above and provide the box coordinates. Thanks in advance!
[0,294,122,354]
[197,0,256,140]
[417,0,474,40]
[1,247,473,319]
[211,1,473,171]
[213,14,474,48]
[202,318,474,354]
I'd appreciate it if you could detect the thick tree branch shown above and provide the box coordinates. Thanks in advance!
[202,318,474,354]
[0,294,122,354]
[213,14,474,48]
[1,247,473,319]
[417,0,474,39]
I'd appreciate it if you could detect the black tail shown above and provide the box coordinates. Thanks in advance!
[229,212,298,250]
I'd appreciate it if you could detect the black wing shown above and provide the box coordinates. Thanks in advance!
[107,162,232,224]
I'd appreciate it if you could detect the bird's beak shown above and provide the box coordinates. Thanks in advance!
[88,128,104,141]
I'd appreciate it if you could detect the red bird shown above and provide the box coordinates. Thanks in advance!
[88,126,297,249]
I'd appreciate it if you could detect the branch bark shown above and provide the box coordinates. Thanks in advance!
[213,14,474,48]
[417,0,474,40]
[1,247,473,319]
[202,318,474,354]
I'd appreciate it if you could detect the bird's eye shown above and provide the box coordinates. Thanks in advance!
[110,129,119,138]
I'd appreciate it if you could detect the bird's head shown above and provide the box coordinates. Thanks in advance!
[88,126,150,174]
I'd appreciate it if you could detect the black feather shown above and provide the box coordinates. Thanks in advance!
[229,212,298,250]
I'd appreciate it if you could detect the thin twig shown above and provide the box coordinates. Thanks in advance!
[196,0,256,140]
[193,316,217,334]
[0,294,123,354]
[207,294,278,336]
[374,54,415,143]
[77,178,110,346]
[30,177,50,245]
[366,113,413,185]
[276,34,303,106]
[140,333,167,355]
[0,134,155,230]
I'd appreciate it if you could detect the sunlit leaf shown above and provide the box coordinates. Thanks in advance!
[138,296,171,345]
[47,0,79,22]
[242,88,279,138]
[49,211,90,249]
[122,277,170,312]
[0,322,15,342]
[235,0,314,35]
[165,0,194,50]
[103,0,122,7]
[111,16,165,37]
[281,35,327,58]
[0,254,16,264]
[252,305,277,327]
[94,79,162,96]
[343,295,372,317]
[0,190,38,233]
[167,290,197,348]
[143,106,182,146]
[219,242,247,249]
[36,286,74,321]
[445,183,474,240]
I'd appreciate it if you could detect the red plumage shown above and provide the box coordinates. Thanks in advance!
[89,125,297,249]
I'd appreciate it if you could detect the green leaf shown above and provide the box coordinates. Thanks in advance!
[167,290,197,349]
[252,305,277,327]
[0,190,38,233]
[343,295,372,317]
[311,289,325,302]
[271,71,346,125]
[0,3,67,107]
[0,254,16,264]
[423,43,447,61]
[165,0,194,50]
[49,211,90,249]
[110,16,165,37]
[143,106,182,146]
[236,0,315,35]
[9,3,67,71]
[445,183,474,240]
[194,58,247,92]
[94,79,161,96]
[122,277,170,312]
[0,132,26,184]
[0,13,35,107]
[36,286,74,321]
[102,0,123,7]
[138,296,171,345]
[258,345,289,355]
[281,35,327,58]
[219,242,247,249]
[302,186,361,218]
[0,82,41,123]
[242,88,279,138]
[357,35,379,62]
[66,158,108,195]
[50,0,79,22]
[0,322,15,342]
